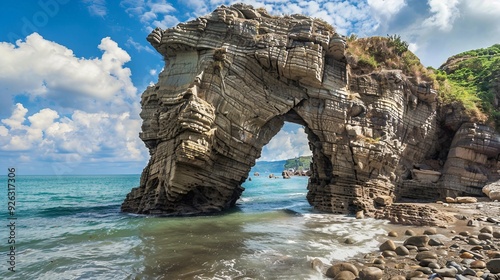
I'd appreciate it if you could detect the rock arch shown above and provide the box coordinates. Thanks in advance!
[121,4,500,216]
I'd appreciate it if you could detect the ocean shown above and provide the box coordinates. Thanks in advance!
[0,174,392,279]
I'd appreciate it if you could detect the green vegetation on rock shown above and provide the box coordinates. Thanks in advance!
[347,34,500,130]
[346,34,435,84]
[439,44,500,129]
[284,156,312,171]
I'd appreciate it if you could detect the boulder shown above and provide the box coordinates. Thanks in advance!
[483,180,500,201]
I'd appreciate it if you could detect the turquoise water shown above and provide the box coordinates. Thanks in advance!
[0,174,390,279]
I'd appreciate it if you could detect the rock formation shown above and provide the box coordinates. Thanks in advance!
[121,4,500,216]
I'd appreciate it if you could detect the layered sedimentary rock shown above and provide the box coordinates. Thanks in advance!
[121,4,500,216]
[441,123,500,196]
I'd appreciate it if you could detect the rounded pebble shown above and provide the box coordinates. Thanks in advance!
[379,240,396,251]
[479,226,493,234]
[405,229,416,236]
[477,232,493,240]
[429,238,444,246]
[423,228,437,235]
[486,258,500,274]
[359,267,383,280]
[344,238,356,244]
[416,251,437,261]
[334,270,356,280]
[326,262,359,277]
[470,260,486,269]
[382,250,397,258]
[387,231,398,237]
[460,252,474,259]
[395,245,410,256]
[403,235,430,247]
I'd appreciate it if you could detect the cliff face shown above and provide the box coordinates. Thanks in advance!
[121,4,500,216]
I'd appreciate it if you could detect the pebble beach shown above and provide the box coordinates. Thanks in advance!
[312,199,500,280]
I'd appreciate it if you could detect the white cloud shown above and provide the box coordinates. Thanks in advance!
[0,33,147,171]
[126,37,155,54]
[116,0,497,71]
[0,126,7,137]
[28,108,59,130]
[464,0,500,16]
[408,42,418,53]
[0,33,137,112]
[423,0,460,31]
[387,0,500,67]
[19,154,30,162]
[152,14,181,29]
[0,104,147,161]
[121,0,179,30]
[184,0,210,16]
[260,126,311,161]
[119,0,381,36]
[1,103,27,130]
[83,0,108,17]
[367,0,406,19]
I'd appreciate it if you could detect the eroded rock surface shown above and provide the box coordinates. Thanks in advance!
[121,4,500,216]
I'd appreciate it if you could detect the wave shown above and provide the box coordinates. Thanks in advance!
[34,204,122,218]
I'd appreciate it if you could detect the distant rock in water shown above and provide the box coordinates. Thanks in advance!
[121,4,500,218]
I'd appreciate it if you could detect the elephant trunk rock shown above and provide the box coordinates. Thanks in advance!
[121,4,500,216]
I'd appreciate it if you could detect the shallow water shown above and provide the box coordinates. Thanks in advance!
[0,174,390,279]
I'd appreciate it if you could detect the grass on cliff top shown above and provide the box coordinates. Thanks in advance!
[346,34,435,84]
[438,44,500,129]
[346,35,497,129]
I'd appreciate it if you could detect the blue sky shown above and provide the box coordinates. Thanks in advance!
[1,0,499,175]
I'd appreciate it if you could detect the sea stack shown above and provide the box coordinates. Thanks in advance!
[121,4,500,217]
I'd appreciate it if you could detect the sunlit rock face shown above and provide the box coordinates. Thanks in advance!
[121,4,500,216]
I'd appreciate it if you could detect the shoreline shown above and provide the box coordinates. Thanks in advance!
[313,199,500,279]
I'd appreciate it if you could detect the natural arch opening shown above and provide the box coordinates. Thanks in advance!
[240,122,312,213]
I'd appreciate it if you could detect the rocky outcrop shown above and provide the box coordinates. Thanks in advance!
[374,203,455,226]
[440,123,500,196]
[121,4,500,216]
